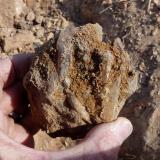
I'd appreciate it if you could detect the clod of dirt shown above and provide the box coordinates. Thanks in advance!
[2,30,35,52]
[24,23,137,134]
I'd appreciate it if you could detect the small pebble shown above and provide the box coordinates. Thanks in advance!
[156,55,160,62]
[35,15,44,24]
[26,11,35,22]
[157,16,160,23]
[152,28,158,36]
[46,21,52,28]
[150,89,155,97]
[36,28,45,38]
[47,32,54,40]
[139,62,146,71]
[83,54,90,62]
[152,47,158,56]
[61,17,69,29]
[102,0,112,5]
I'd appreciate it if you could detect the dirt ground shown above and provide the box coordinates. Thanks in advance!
[0,0,160,160]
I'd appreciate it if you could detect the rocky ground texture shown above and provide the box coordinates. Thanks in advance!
[0,0,160,160]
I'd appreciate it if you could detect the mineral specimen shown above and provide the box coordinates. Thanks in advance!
[24,23,137,133]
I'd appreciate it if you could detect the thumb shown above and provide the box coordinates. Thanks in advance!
[84,117,133,159]
[52,117,133,160]
[0,118,132,160]
[86,117,133,147]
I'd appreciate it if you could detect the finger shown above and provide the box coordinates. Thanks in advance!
[0,82,28,115]
[0,54,32,89]
[51,117,133,160]
[0,131,47,160]
[11,54,32,81]
[0,111,33,148]
[0,58,15,90]
[85,117,133,145]
[0,112,29,144]
[86,117,133,159]
[13,123,34,147]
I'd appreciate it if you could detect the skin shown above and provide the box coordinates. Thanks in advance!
[0,54,133,160]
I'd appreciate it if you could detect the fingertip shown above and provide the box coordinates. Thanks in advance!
[113,117,133,143]
[85,117,133,147]
[116,117,133,133]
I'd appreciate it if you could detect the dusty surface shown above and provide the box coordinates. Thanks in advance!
[0,0,160,159]
[24,23,137,134]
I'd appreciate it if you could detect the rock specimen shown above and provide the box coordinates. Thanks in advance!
[34,130,76,151]
[24,23,137,133]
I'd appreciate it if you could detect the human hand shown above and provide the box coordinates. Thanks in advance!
[0,54,133,160]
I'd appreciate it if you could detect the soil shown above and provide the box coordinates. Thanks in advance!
[0,0,160,159]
